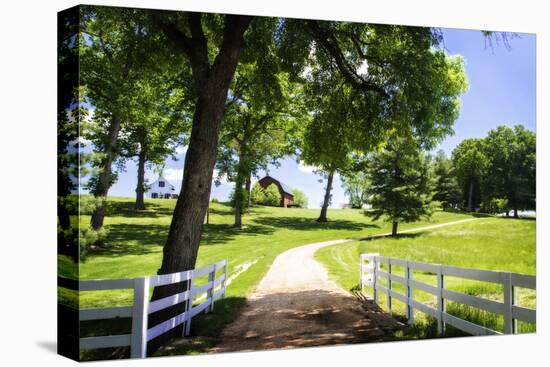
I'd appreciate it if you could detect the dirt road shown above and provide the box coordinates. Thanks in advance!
[210,218,477,353]
[210,239,395,352]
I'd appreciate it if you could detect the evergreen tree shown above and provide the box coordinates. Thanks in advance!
[366,136,435,236]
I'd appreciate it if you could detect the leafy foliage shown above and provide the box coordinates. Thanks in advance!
[341,171,371,208]
[291,188,309,208]
[215,35,308,225]
[482,125,536,215]
[431,150,461,210]
[451,138,488,211]
[250,183,280,206]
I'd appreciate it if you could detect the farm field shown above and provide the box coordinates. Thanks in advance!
[315,217,536,337]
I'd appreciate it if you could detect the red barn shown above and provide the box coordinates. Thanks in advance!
[257,175,295,208]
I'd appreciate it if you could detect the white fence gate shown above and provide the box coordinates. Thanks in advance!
[360,254,536,335]
[77,259,227,358]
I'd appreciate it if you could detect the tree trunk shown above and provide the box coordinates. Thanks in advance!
[146,15,251,355]
[234,182,244,229]
[233,142,250,229]
[245,173,252,211]
[514,207,519,218]
[467,179,474,212]
[318,170,335,222]
[90,116,121,230]
[392,220,399,236]
[135,147,147,211]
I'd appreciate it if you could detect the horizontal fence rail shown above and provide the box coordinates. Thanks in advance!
[360,254,535,336]
[60,260,227,358]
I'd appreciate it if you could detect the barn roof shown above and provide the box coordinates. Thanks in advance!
[279,181,293,196]
[261,175,294,196]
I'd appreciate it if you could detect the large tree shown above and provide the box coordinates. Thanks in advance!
[431,150,461,211]
[117,74,192,210]
[366,135,436,236]
[483,125,536,217]
[145,13,253,320]
[341,170,371,209]
[298,23,467,222]
[215,60,306,228]
[452,138,488,211]
[80,6,169,230]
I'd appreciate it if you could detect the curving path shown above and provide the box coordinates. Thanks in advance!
[210,218,477,353]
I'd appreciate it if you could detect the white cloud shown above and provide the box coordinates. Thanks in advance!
[213,169,229,184]
[175,146,188,155]
[163,168,183,181]
[298,162,318,174]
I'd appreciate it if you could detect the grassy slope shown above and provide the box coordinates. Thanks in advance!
[315,217,536,336]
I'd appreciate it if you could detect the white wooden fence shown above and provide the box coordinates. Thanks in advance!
[360,254,536,336]
[77,259,227,358]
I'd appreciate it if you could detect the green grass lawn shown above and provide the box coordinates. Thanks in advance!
[61,197,475,308]
[315,217,536,337]
[58,197,476,357]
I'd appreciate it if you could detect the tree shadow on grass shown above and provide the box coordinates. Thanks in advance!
[357,231,425,242]
[96,221,277,257]
[253,216,379,232]
[105,200,175,219]
[201,223,275,245]
[90,223,169,256]
[497,216,536,221]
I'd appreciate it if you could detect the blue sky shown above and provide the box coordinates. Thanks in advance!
[108,27,536,208]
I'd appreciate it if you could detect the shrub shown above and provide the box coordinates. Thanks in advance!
[291,188,308,208]
[250,183,266,205]
[263,184,281,206]
[250,183,281,206]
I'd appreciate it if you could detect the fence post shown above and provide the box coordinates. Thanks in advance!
[221,260,227,299]
[373,257,378,304]
[360,255,364,290]
[503,272,515,334]
[406,261,414,325]
[436,265,445,335]
[184,274,195,337]
[387,260,392,314]
[131,277,150,359]
[208,264,216,313]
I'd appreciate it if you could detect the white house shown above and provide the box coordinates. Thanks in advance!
[147,176,178,199]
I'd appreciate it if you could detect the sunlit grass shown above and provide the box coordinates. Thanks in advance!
[315,217,536,337]
[61,196,475,309]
